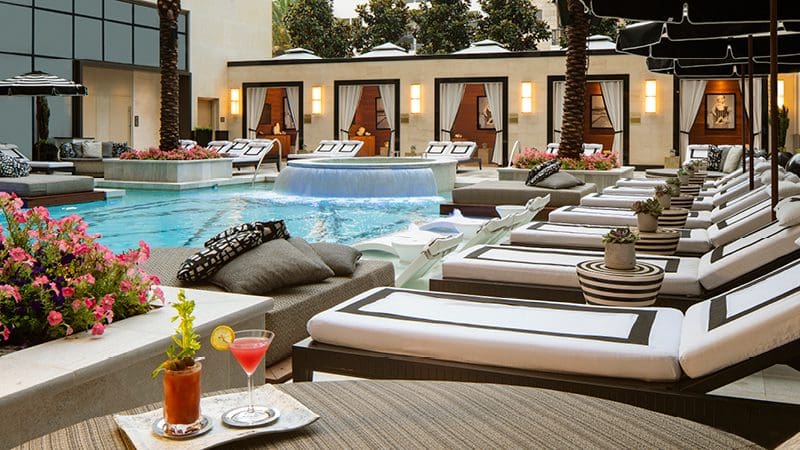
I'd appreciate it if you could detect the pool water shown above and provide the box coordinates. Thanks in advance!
[44,185,447,253]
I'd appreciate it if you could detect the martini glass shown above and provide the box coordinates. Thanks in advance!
[223,329,278,427]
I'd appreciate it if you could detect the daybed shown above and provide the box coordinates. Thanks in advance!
[0,174,104,207]
[442,180,594,217]
[287,140,365,160]
[140,247,394,365]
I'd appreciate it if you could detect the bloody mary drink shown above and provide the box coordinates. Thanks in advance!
[163,362,202,434]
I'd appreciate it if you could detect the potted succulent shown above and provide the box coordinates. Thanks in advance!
[676,167,691,185]
[665,177,682,196]
[152,290,204,437]
[654,184,672,209]
[601,227,639,270]
[632,197,662,232]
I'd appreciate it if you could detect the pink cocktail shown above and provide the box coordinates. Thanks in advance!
[230,337,270,375]
[223,329,276,427]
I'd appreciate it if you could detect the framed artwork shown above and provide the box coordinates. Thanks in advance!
[590,95,612,129]
[283,97,296,130]
[706,93,735,130]
[477,96,495,130]
[376,97,390,130]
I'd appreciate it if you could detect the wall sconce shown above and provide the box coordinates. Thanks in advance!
[410,84,421,114]
[230,88,240,115]
[311,86,323,115]
[645,80,657,113]
[778,79,785,108]
[520,81,533,114]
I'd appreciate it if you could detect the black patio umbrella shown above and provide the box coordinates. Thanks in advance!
[647,57,800,76]
[617,21,800,52]
[618,31,800,60]
[578,0,800,23]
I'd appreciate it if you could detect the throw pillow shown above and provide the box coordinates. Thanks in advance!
[706,146,724,171]
[533,171,585,189]
[286,237,332,270]
[81,141,103,159]
[111,142,130,157]
[209,239,335,295]
[177,231,262,281]
[525,159,560,187]
[760,168,787,185]
[310,242,362,276]
[786,173,800,184]
[776,197,800,227]
[722,145,744,173]
[0,153,30,177]
[754,160,771,174]
[59,143,77,160]
[101,142,114,158]
[204,220,290,247]
[778,180,800,199]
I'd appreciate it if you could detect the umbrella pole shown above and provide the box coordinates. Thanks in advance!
[769,0,778,220]
[748,35,755,191]
[740,65,747,174]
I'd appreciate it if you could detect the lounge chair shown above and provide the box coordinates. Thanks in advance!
[206,140,231,152]
[395,233,463,288]
[422,141,482,169]
[287,140,365,160]
[179,139,197,150]
[1,143,74,174]
[235,139,280,172]
[294,254,800,447]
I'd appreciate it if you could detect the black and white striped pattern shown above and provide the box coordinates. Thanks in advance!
[0,71,87,96]
[689,173,707,185]
[576,260,665,307]
[670,195,695,209]
[680,184,702,197]
[658,208,689,228]
[634,229,680,255]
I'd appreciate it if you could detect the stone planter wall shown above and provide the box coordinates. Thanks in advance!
[498,166,636,192]
[104,158,232,183]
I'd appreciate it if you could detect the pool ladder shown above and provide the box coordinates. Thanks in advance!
[251,138,282,186]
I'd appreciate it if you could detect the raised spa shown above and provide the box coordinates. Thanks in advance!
[273,157,457,197]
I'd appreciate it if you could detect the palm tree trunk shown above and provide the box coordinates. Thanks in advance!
[559,0,589,160]
[158,0,181,151]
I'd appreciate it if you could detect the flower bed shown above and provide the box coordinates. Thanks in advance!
[119,147,221,160]
[0,193,162,348]
[512,147,619,170]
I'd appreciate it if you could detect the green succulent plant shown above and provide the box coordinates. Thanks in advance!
[601,227,639,244]
[631,197,663,217]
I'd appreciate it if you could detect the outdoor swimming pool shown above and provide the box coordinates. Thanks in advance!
[45,185,446,253]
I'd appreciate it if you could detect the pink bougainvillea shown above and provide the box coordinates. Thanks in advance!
[119,146,221,161]
[512,147,619,171]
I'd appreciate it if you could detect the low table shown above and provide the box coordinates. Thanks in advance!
[16,380,756,449]
[633,227,681,255]
[658,208,690,228]
[680,184,702,197]
[670,194,695,209]
[576,259,665,307]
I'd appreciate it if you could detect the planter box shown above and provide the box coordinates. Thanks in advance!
[498,166,635,192]
[0,286,271,448]
[104,158,232,183]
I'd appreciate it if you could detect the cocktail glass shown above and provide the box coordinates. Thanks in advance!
[162,362,203,436]
[224,329,276,427]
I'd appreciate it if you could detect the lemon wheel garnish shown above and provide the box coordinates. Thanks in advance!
[210,325,234,351]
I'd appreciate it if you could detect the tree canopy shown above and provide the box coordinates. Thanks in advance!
[352,0,413,53]
[476,0,551,51]
[272,0,293,56]
[559,17,624,47]
[413,0,477,55]
[285,0,352,58]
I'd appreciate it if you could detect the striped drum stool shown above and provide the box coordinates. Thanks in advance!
[632,228,680,255]
[680,184,702,197]
[658,208,689,228]
[576,260,664,307]
[670,194,694,209]
[689,173,707,185]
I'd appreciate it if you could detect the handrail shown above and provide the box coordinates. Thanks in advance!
[508,140,520,167]
[252,138,282,186]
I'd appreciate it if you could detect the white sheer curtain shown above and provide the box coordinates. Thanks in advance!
[378,84,396,156]
[246,87,267,139]
[440,83,466,140]
[600,80,624,156]
[484,82,504,165]
[285,86,300,152]
[338,85,363,140]
[553,81,565,143]
[740,79,763,150]
[679,80,708,158]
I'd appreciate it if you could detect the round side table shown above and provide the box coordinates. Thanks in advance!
[576,259,665,307]
[670,195,694,210]
[658,208,689,228]
[679,184,702,197]
[633,228,680,255]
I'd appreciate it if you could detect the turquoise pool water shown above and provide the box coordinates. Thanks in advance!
[44,185,446,253]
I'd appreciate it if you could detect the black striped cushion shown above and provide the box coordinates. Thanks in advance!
[177,231,263,281]
[204,220,290,247]
[525,160,560,187]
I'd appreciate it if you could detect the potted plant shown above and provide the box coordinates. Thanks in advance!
[152,290,204,437]
[601,227,639,270]
[677,167,690,185]
[632,197,662,232]
[193,127,213,147]
[665,177,681,196]
[654,184,672,209]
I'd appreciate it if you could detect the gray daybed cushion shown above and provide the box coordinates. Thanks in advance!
[140,246,395,364]
[310,242,362,276]
[534,172,584,189]
[0,174,94,196]
[452,180,596,207]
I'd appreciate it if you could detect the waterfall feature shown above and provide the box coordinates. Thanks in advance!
[273,165,438,197]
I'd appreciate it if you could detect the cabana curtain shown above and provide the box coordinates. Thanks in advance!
[484,82,504,165]
[553,81,565,143]
[740,80,763,151]
[440,83,465,141]
[285,86,300,152]
[246,87,267,139]
[378,84,396,156]
[338,85,363,140]
[679,79,708,158]
[600,80,624,156]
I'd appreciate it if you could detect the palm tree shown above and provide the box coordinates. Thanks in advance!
[157,0,181,151]
[559,0,589,160]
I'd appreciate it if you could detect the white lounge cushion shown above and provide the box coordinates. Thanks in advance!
[548,206,712,229]
[698,221,800,292]
[776,197,800,227]
[308,287,684,381]
[709,185,770,223]
[778,180,800,200]
[442,245,702,296]
[615,178,671,189]
[707,201,772,247]
[580,193,714,211]
[680,259,800,378]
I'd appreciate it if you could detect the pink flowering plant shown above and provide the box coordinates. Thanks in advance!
[119,147,221,161]
[0,193,163,346]
[512,147,619,171]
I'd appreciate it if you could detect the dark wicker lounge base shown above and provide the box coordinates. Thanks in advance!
[140,247,394,365]
[293,339,800,448]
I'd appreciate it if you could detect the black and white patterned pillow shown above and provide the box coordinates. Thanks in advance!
[204,220,290,247]
[525,159,561,187]
[0,153,30,178]
[111,142,130,157]
[59,143,77,160]
[177,231,263,281]
[706,146,724,171]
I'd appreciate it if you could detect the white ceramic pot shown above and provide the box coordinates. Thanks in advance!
[655,193,671,210]
[604,242,636,270]
[637,213,659,232]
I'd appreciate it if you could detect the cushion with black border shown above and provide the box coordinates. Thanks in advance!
[534,171,585,189]
[309,242,362,276]
[0,153,30,178]
[177,231,262,281]
[525,159,560,187]
[706,146,724,171]
[204,220,290,247]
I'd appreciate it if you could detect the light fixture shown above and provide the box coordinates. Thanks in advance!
[520,81,533,114]
[230,88,240,115]
[778,79,785,108]
[311,85,323,115]
[410,83,421,114]
[645,80,657,113]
